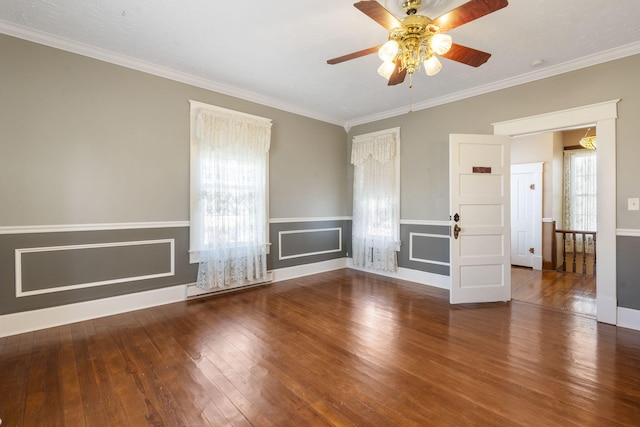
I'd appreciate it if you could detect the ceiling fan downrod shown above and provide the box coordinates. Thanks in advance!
[402,0,422,15]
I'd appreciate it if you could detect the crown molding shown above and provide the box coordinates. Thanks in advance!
[346,40,640,129]
[0,20,345,127]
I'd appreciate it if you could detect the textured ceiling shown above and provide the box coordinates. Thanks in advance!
[1,0,639,128]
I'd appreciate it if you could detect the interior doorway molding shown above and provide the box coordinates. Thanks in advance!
[493,99,620,325]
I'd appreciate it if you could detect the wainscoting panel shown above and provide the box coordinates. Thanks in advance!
[16,239,174,297]
[399,223,450,276]
[279,228,342,260]
[268,219,350,270]
[0,226,197,314]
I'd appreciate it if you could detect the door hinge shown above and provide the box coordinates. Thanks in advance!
[529,184,535,190]
[529,247,535,254]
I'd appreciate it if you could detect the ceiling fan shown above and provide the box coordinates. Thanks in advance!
[327,0,509,86]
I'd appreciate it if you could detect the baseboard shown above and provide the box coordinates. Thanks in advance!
[347,259,450,290]
[3,258,624,337]
[617,307,640,331]
[396,267,451,289]
[597,295,618,325]
[0,259,350,337]
[0,285,186,338]
[270,258,349,282]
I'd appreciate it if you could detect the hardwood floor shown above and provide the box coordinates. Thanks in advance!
[511,266,597,317]
[1,268,638,426]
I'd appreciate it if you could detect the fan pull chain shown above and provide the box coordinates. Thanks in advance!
[408,75,414,113]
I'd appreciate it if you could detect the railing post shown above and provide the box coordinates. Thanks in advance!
[571,232,577,273]
[551,221,557,270]
[593,233,597,275]
[581,232,587,274]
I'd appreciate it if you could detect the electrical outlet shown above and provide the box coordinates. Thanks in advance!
[628,198,640,211]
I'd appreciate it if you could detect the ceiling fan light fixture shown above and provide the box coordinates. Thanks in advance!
[326,0,509,87]
[424,55,442,76]
[579,128,597,149]
[378,40,399,62]
[430,33,452,55]
[377,61,396,79]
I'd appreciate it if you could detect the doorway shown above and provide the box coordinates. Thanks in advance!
[509,130,597,317]
[493,99,619,325]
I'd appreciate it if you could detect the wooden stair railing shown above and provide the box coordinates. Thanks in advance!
[555,227,597,275]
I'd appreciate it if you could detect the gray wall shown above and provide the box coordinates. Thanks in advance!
[0,34,349,313]
[3,31,640,314]
[0,34,349,225]
[348,54,640,310]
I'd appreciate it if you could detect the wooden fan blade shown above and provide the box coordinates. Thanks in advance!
[327,45,382,65]
[354,1,401,30]
[431,0,508,33]
[440,43,491,67]
[387,58,407,85]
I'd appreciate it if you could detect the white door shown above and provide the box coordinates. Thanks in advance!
[510,163,543,269]
[450,134,511,304]
[510,168,534,267]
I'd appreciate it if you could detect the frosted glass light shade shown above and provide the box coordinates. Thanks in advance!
[430,33,452,55]
[579,136,597,149]
[377,61,396,79]
[424,56,442,76]
[378,40,399,62]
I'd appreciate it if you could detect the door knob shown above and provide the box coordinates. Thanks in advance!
[453,224,461,239]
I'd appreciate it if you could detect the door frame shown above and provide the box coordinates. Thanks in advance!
[493,100,619,325]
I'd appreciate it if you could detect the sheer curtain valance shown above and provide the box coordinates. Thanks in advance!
[193,106,271,152]
[351,128,401,272]
[190,101,271,290]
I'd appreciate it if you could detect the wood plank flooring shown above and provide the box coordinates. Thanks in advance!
[511,266,597,317]
[1,268,638,426]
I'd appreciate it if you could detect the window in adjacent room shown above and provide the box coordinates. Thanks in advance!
[351,127,401,272]
[563,147,596,253]
[189,100,272,289]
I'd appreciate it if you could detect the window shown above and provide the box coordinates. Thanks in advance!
[563,148,596,252]
[189,101,271,289]
[351,128,400,272]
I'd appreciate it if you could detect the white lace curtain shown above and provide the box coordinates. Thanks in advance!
[563,149,597,253]
[351,128,400,272]
[191,102,271,290]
